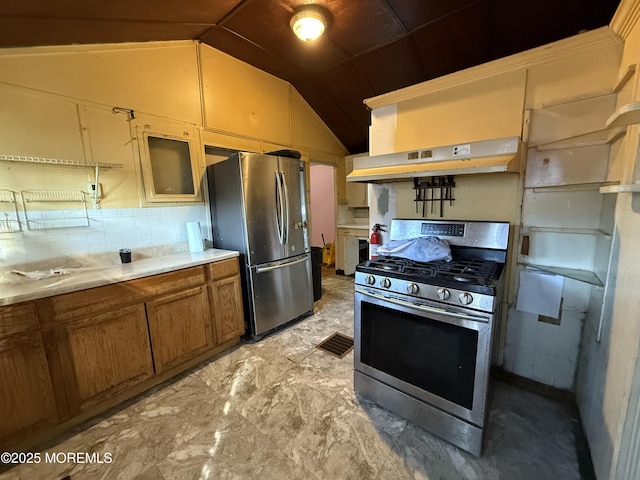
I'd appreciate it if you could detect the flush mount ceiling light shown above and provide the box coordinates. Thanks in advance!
[290,5,327,43]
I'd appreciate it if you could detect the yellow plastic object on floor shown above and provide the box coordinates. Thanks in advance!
[323,242,335,266]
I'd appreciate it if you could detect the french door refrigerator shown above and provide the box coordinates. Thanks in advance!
[207,151,314,340]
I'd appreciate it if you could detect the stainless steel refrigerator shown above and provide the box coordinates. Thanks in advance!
[206,151,314,340]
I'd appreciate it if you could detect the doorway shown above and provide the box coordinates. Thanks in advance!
[309,162,336,268]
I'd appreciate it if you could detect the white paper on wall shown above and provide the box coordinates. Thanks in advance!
[186,221,204,253]
[516,269,564,319]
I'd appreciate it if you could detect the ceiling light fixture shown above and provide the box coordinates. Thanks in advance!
[290,5,327,43]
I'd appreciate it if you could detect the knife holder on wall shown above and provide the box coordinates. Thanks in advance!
[413,176,455,218]
[0,189,22,234]
[21,189,89,230]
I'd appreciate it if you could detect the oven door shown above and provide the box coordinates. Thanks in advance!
[354,287,493,427]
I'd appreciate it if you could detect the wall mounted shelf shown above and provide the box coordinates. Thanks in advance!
[536,127,626,151]
[599,182,640,194]
[526,181,619,193]
[21,190,89,230]
[0,154,122,169]
[524,226,612,240]
[606,102,640,129]
[519,263,603,287]
[0,189,22,234]
[1,154,123,208]
[611,63,636,94]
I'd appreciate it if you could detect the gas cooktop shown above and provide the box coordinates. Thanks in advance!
[358,256,503,296]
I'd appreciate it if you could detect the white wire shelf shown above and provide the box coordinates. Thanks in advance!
[0,154,123,169]
[21,189,89,230]
[0,189,22,234]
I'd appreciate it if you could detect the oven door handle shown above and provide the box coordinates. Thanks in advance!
[355,287,490,323]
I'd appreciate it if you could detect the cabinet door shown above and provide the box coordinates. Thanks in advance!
[147,286,215,374]
[345,155,368,207]
[136,120,203,203]
[65,304,154,410]
[0,333,57,444]
[346,182,368,207]
[209,276,245,344]
[343,236,359,275]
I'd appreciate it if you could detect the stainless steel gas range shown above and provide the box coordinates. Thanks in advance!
[353,219,509,456]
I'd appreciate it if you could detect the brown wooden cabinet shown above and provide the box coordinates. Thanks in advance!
[63,304,154,411]
[207,258,245,343]
[209,275,244,343]
[0,303,56,445]
[0,256,244,451]
[147,285,215,374]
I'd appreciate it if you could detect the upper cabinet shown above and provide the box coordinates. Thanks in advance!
[136,120,204,203]
[345,153,368,207]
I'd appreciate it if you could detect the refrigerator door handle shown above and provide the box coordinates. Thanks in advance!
[256,255,308,273]
[281,171,290,244]
[275,172,285,244]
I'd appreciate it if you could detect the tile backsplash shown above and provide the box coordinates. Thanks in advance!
[0,205,210,268]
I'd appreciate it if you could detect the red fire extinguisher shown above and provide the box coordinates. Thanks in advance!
[370,223,385,259]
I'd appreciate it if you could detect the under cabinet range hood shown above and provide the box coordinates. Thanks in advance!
[347,136,522,183]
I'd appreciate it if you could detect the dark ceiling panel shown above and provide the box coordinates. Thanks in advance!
[220,0,350,73]
[199,26,305,84]
[487,0,621,59]
[0,0,240,23]
[310,0,407,55]
[0,19,211,48]
[387,0,480,31]
[294,77,369,153]
[317,61,376,147]
[354,36,426,96]
[412,2,491,80]
[487,0,582,58]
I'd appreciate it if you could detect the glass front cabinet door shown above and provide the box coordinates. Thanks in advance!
[137,122,203,203]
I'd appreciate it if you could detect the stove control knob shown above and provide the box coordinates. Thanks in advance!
[407,283,419,294]
[381,278,392,289]
[437,288,451,300]
[459,292,474,305]
[365,275,376,285]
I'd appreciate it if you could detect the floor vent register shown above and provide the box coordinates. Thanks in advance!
[316,332,354,358]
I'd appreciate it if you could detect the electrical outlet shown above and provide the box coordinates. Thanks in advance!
[87,183,102,198]
[452,144,471,158]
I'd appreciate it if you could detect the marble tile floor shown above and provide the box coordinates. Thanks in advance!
[2,275,582,480]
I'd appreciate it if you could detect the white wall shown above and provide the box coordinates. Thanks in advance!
[575,2,640,478]
[0,205,209,269]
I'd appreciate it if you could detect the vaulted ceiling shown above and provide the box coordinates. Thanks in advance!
[0,0,621,153]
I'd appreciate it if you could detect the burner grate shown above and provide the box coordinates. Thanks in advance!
[316,332,354,358]
[437,259,497,286]
[363,256,498,286]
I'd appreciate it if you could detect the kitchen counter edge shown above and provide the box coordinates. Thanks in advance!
[0,249,240,307]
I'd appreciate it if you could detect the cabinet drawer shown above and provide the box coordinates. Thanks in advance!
[338,228,368,237]
[206,258,240,280]
[40,266,206,324]
[0,302,39,339]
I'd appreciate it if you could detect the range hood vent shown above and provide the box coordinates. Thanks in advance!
[347,136,522,183]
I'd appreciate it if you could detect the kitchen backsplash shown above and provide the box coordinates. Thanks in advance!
[0,205,209,268]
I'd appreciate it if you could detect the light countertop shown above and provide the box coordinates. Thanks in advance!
[0,249,239,307]
[337,224,370,230]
